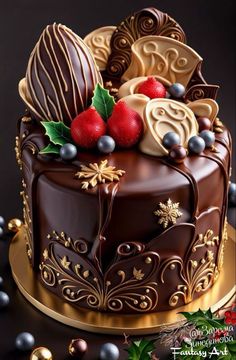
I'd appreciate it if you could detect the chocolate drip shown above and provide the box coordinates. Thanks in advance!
[106,7,186,78]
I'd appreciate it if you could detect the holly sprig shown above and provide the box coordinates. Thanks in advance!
[91,83,115,120]
[126,339,156,360]
[177,308,236,360]
[39,121,72,155]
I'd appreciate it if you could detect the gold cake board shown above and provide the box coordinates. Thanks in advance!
[9,225,236,335]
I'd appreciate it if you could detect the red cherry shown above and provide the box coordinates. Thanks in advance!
[137,77,166,99]
[107,101,144,148]
[225,311,232,318]
[231,311,236,319]
[197,117,212,132]
[71,108,106,149]
[225,317,232,325]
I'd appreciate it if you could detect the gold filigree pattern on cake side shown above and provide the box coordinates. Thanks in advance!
[15,136,23,170]
[122,36,202,86]
[84,26,116,70]
[217,219,228,271]
[140,99,198,156]
[75,160,125,190]
[186,99,219,122]
[20,180,33,261]
[160,229,220,307]
[213,117,224,133]
[154,199,182,229]
[47,230,89,254]
[22,115,32,123]
[40,232,159,312]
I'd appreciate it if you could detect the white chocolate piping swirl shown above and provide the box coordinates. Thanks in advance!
[122,36,202,87]
[140,99,199,156]
[84,26,116,70]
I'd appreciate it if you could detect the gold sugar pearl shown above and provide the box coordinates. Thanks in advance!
[30,347,53,360]
[8,218,23,233]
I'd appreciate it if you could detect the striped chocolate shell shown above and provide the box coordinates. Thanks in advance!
[24,23,102,124]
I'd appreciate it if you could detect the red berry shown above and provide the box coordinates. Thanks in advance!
[137,77,166,99]
[197,117,212,132]
[107,101,144,148]
[225,311,232,318]
[71,108,106,149]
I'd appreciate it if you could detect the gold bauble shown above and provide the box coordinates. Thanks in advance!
[30,347,53,360]
[8,218,23,233]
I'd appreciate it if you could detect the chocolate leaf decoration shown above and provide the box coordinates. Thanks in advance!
[39,143,61,155]
[92,83,115,120]
[42,121,72,146]
[126,339,156,360]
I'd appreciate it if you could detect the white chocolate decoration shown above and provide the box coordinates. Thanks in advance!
[122,36,202,87]
[187,99,219,122]
[140,99,199,157]
[118,76,171,99]
[121,94,150,122]
[84,26,116,70]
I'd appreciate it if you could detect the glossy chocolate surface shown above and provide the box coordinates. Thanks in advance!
[18,117,231,313]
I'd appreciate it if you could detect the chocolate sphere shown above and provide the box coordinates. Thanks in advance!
[168,83,185,98]
[30,347,53,360]
[100,343,119,360]
[24,23,102,125]
[188,136,205,154]
[60,143,77,160]
[163,132,181,149]
[169,145,187,163]
[69,338,88,357]
[199,130,215,147]
[197,116,212,132]
[15,332,35,351]
[229,182,236,206]
[0,291,9,308]
[97,135,116,154]
[0,216,5,227]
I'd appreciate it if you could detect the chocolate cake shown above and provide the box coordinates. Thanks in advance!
[16,7,231,314]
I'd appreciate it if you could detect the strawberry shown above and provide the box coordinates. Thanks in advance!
[107,101,144,148]
[137,76,166,99]
[71,107,106,149]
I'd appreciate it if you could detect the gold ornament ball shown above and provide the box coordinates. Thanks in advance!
[30,347,53,360]
[8,218,23,233]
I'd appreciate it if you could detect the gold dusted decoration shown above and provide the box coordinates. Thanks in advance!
[20,180,33,261]
[30,347,53,360]
[22,115,32,123]
[154,199,182,228]
[9,224,235,335]
[213,117,224,133]
[75,160,125,190]
[15,136,22,170]
[161,229,220,307]
[8,218,23,233]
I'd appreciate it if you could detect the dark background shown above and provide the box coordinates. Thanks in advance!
[0,1,235,359]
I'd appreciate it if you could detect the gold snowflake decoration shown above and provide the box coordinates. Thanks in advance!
[75,160,125,190]
[154,198,182,229]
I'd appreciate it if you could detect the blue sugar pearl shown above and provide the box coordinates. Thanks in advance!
[199,130,215,147]
[60,143,77,161]
[229,182,236,206]
[15,332,35,351]
[188,136,205,154]
[0,291,10,308]
[97,135,116,154]
[100,343,120,360]
[0,276,3,286]
[168,83,186,98]
[162,132,181,149]
[0,216,5,227]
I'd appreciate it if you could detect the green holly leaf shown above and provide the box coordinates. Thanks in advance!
[91,83,115,120]
[179,308,226,331]
[39,143,61,155]
[126,339,156,360]
[42,121,72,146]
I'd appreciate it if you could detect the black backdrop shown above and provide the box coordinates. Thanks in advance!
[0,0,235,220]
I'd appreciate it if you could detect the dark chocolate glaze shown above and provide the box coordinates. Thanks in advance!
[18,116,231,313]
